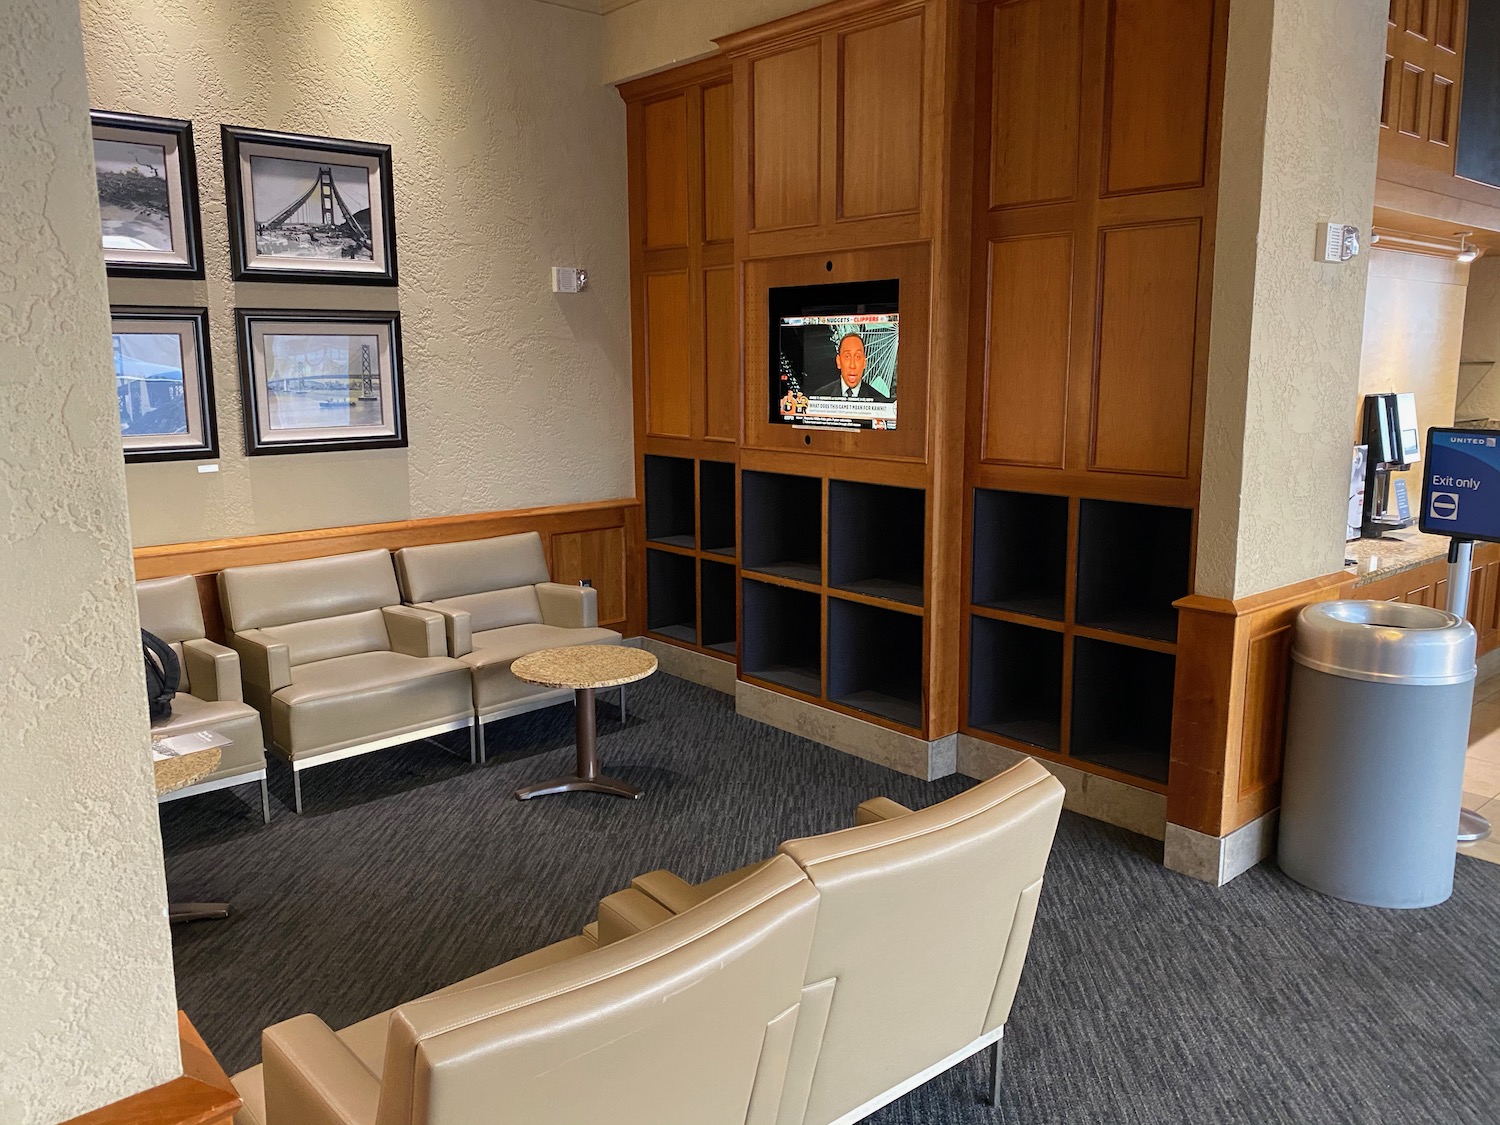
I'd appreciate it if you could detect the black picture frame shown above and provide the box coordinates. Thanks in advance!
[91,111,205,280]
[111,306,218,463]
[222,125,398,285]
[236,308,407,456]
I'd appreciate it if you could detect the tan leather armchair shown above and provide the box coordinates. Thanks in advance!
[137,575,270,823]
[393,532,622,761]
[231,854,820,1125]
[608,758,1066,1125]
[218,550,476,813]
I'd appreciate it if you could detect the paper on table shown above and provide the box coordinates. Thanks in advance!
[151,729,232,761]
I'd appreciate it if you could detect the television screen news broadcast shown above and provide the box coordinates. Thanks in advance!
[768,279,899,432]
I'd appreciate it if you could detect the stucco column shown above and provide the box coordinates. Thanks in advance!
[1196,0,1389,602]
[0,0,181,1119]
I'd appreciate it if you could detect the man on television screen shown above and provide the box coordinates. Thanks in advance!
[812,332,889,401]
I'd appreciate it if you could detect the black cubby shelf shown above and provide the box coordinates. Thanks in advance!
[646,548,696,645]
[1075,499,1192,643]
[644,455,696,548]
[741,577,822,697]
[1070,635,1175,784]
[742,470,823,585]
[968,615,1063,752]
[828,596,923,729]
[700,558,737,658]
[699,460,736,557]
[971,488,1068,621]
[828,479,925,606]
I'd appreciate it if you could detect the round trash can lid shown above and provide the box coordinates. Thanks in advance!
[1292,600,1476,685]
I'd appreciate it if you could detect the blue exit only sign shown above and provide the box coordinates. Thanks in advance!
[1421,428,1500,543]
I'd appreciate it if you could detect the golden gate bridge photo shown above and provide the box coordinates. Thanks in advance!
[251,156,373,261]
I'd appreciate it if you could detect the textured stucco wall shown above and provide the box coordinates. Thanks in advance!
[0,0,181,1119]
[1196,0,1388,601]
[82,0,632,547]
[601,0,823,84]
[1458,255,1500,422]
[1356,248,1469,504]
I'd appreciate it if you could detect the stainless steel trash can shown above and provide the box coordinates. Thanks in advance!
[1278,600,1476,908]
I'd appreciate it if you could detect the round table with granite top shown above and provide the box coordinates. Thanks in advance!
[510,645,658,801]
[153,746,231,924]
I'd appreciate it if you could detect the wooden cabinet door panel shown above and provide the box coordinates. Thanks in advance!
[1091,220,1201,475]
[751,44,823,231]
[983,234,1073,467]
[703,266,738,441]
[702,82,736,244]
[646,271,693,438]
[643,95,689,249]
[839,13,924,219]
[990,0,1083,209]
[1103,0,1215,194]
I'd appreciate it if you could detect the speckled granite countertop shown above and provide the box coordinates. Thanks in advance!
[1345,529,1451,587]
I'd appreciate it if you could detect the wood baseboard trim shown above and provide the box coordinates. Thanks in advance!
[62,1012,239,1125]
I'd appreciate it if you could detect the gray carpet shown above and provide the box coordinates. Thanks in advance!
[161,673,1500,1123]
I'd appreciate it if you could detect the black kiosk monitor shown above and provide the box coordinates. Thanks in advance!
[769,279,899,432]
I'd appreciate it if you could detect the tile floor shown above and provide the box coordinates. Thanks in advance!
[1460,670,1500,865]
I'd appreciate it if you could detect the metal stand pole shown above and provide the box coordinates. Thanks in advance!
[1447,538,1492,843]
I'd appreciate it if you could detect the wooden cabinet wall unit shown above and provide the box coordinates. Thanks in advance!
[960,0,1229,794]
[1375,0,1500,236]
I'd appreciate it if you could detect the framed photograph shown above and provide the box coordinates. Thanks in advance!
[236,309,406,455]
[222,126,397,284]
[111,307,218,462]
[91,112,205,279]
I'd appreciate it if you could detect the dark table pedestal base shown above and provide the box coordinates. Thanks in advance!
[515,685,643,801]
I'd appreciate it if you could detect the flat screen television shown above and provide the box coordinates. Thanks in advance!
[769,279,899,432]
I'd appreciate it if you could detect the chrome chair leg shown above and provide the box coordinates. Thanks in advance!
[293,768,303,815]
[260,777,271,824]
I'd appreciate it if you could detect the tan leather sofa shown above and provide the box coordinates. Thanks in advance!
[137,575,270,823]
[218,550,476,813]
[601,758,1065,1125]
[232,853,820,1125]
[393,532,622,761]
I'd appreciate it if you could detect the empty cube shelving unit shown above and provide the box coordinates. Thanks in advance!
[741,578,822,698]
[828,480,925,606]
[827,597,923,729]
[644,455,696,547]
[700,559,737,656]
[646,548,696,644]
[742,470,822,585]
[971,489,1068,621]
[699,460,736,557]
[967,616,1063,751]
[1076,500,1193,642]
[1070,636,1176,783]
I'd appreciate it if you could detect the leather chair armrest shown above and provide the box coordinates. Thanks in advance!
[382,605,446,659]
[631,860,772,915]
[855,796,914,826]
[181,638,243,703]
[596,887,673,946]
[232,630,292,695]
[414,601,472,658]
[536,582,598,630]
[262,1014,381,1125]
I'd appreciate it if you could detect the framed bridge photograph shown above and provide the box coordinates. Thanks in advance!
[236,309,406,456]
[91,112,205,279]
[111,306,217,462]
[222,126,397,284]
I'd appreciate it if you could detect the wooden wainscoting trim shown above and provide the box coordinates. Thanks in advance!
[62,1012,239,1125]
[133,498,641,641]
[1168,570,1355,837]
